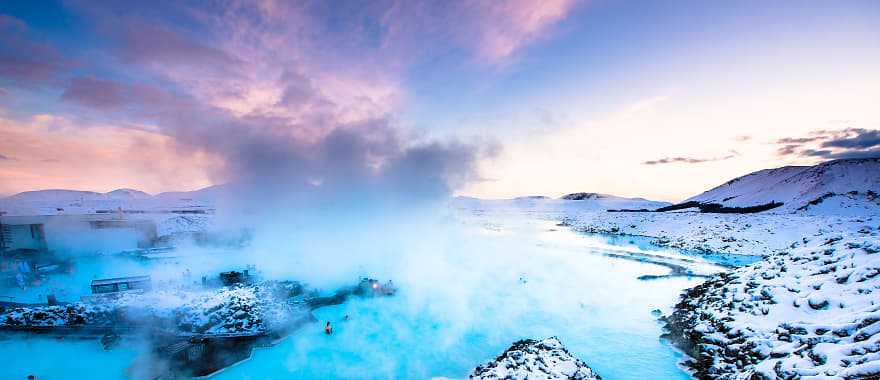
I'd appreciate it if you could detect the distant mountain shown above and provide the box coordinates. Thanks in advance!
[454,192,671,213]
[106,188,152,200]
[6,189,107,202]
[559,192,657,203]
[0,186,217,216]
[684,158,880,214]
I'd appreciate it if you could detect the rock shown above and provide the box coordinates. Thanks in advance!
[470,337,601,380]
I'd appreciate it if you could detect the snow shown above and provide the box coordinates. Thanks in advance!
[452,195,669,217]
[470,337,602,380]
[0,187,214,216]
[0,282,303,335]
[561,211,874,257]
[660,228,880,378]
[685,158,880,213]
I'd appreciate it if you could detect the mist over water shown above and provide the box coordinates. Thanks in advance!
[213,218,701,380]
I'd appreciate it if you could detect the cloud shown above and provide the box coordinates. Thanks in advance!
[0,113,219,195]
[0,153,9,160]
[42,2,492,211]
[775,128,880,160]
[776,136,824,144]
[732,135,751,142]
[116,21,241,70]
[0,14,72,88]
[642,151,738,165]
[469,0,579,62]
[820,128,880,149]
[61,77,174,111]
[1,1,514,203]
[377,0,579,64]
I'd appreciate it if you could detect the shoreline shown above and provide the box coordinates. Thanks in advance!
[558,210,879,379]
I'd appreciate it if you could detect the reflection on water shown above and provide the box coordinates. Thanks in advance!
[0,218,735,379]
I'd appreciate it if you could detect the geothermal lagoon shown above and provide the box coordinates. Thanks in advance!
[0,212,748,380]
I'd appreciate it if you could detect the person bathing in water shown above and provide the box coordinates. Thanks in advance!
[325,321,332,335]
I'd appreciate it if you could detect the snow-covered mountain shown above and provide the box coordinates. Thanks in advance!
[0,187,215,216]
[684,158,880,214]
[453,193,671,214]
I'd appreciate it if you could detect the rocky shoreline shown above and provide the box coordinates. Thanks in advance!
[660,227,879,379]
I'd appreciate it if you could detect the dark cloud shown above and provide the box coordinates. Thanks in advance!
[820,128,880,149]
[0,153,9,160]
[643,151,738,166]
[775,128,880,160]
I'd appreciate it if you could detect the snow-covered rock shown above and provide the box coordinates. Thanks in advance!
[0,282,303,335]
[685,158,880,213]
[470,337,602,380]
[661,228,880,379]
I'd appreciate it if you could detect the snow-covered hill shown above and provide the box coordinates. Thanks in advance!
[685,158,880,214]
[0,187,215,216]
[453,193,671,216]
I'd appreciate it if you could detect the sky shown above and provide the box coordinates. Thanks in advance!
[0,0,878,201]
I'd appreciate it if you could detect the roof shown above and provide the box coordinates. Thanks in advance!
[91,275,151,286]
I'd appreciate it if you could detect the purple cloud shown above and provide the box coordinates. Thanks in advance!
[0,14,72,88]
[61,77,174,112]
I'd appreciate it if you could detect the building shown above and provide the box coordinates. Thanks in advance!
[0,222,48,255]
[90,275,152,295]
[0,214,159,256]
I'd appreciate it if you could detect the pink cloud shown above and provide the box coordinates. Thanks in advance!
[379,0,580,64]
[0,113,220,195]
[470,0,580,62]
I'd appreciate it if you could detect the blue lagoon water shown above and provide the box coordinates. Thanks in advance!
[0,218,732,379]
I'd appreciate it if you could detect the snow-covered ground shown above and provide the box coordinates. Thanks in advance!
[560,211,876,257]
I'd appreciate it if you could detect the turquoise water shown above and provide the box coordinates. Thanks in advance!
[0,220,726,379]
[212,223,710,380]
[0,337,139,379]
